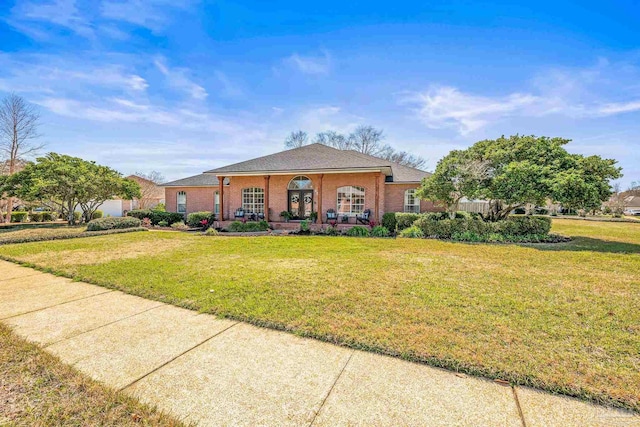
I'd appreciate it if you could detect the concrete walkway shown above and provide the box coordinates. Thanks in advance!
[1,260,638,427]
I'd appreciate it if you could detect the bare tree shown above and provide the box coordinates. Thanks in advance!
[349,125,385,155]
[133,171,165,210]
[284,130,309,149]
[313,130,353,150]
[629,181,640,197]
[0,94,42,222]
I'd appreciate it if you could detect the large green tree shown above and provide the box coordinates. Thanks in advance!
[418,135,622,221]
[1,153,140,224]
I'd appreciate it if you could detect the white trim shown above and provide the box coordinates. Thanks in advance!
[204,167,392,177]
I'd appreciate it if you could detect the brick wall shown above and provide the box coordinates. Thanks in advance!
[384,183,442,213]
[165,187,219,215]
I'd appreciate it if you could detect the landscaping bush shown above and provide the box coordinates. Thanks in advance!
[92,210,103,219]
[29,212,44,222]
[413,215,552,241]
[371,225,390,237]
[73,211,82,223]
[398,225,424,238]
[86,217,142,231]
[324,225,339,236]
[227,220,270,232]
[381,212,397,232]
[157,220,169,227]
[0,227,147,245]
[346,226,370,237]
[128,209,184,226]
[10,211,28,223]
[42,211,57,221]
[494,216,552,236]
[170,221,188,230]
[187,211,214,228]
[395,213,421,231]
[204,227,219,236]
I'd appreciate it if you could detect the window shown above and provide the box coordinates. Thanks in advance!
[404,189,420,213]
[177,191,187,213]
[242,187,264,213]
[337,186,365,215]
[214,191,220,215]
[288,175,313,190]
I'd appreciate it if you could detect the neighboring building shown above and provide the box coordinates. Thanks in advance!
[163,143,440,223]
[88,175,166,217]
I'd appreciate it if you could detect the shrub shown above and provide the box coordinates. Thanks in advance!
[42,211,57,221]
[10,211,28,223]
[92,210,103,219]
[324,225,339,236]
[128,209,184,226]
[152,203,166,212]
[371,225,390,237]
[187,211,214,228]
[73,211,82,223]
[0,228,147,245]
[86,217,142,231]
[29,212,44,222]
[170,222,188,230]
[399,225,424,238]
[395,213,421,231]
[381,212,397,232]
[300,220,310,232]
[227,220,269,232]
[204,227,219,236]
[141,217,152,227]
[157,220,169,227]
[494,216,551,236]
[346,226,370,237]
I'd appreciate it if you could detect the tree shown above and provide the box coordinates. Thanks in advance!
[416,151,489,218]
[133,171,165,209]
[284,130,309,149]
[419,135,622,221]
[629,181,640,197]
[285,126,427,168]
[2,153,140,224]
[0,94,43,223]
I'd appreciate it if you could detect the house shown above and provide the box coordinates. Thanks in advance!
[90,175,166,217]
[163,143,440,224]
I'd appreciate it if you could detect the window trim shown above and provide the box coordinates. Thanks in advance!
[177,191,187,214]
[241,187,265,214]
[336,185,365,215]
[404,189,420,213]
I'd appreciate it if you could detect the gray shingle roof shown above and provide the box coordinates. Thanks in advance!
[162,174,221,187]
[204,143,430,182]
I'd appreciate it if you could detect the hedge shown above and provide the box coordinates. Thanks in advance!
[186,211,214,228]
[413,215,552,239]
[92,210,104,219]
[87,217,142,231]
[395,213,421,231]
[10,211,28,223]
[0,227,147,245]
[127,209,184,226]
[381,212,397,232]
[227,220,269,232]
[42,212,57,221]
[29,212,44,222]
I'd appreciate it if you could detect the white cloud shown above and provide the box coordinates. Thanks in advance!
[154,57,207,100]
[403,60,640,135]
[101,0,193,32]
[10,0,94,38]
[285,50,331,75]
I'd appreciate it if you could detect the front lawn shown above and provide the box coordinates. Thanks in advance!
[1,219,638,411]
[0,323,185,426]
[0,226,87,244]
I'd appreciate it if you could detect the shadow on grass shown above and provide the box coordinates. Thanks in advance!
[530,237,640,254]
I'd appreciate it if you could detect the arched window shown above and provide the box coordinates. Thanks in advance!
[242,188,264,213]
[288,175,313,189]
[177,191,187,213]
[337,186,365,215]
[404,189,420,213]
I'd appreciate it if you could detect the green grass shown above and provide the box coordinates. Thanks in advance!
[0,323,186,426]
[1,219,639,412]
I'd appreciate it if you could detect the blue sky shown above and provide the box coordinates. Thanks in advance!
[1,0,639,186]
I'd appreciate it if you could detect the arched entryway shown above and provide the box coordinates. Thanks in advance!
[287,176,313,219]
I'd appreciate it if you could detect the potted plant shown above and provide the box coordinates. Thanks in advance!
[309,211,318,223]
[280,211,292,222]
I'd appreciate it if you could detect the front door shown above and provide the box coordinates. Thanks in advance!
[288,190,313,219]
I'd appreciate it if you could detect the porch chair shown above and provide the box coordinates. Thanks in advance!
[356,209,372,225]
[234,208,245,219]
[326,209,338,223]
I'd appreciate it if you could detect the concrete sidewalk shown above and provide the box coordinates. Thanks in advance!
[1,260,638,427]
